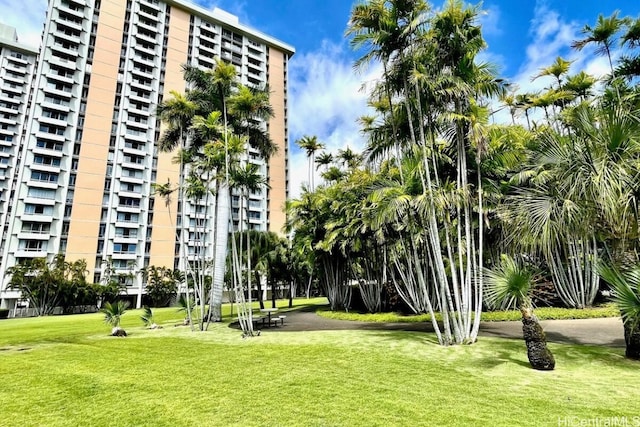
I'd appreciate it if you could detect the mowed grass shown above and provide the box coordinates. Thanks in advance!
[318,304,620,323]
[0,299,638,427]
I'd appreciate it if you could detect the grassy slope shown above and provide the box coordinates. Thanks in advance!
[0,300,638,427]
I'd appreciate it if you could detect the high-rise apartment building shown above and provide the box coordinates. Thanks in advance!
[0,0,294,311]
[0,24,39,308]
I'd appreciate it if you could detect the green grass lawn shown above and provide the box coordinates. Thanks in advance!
[0,298,638,427]
[317,304,621,323]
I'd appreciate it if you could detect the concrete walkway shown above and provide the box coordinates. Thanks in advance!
[261,310,626,348]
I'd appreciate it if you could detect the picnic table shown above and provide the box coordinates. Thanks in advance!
[260,308,279,326]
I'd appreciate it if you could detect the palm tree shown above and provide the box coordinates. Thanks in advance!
[228,84,277,160]
[347,0,429,152]
[597,264,640,360]
[156,90,197,324]
[485,255,555,370]
[321,166,346,183]
[532,56,573,90]
[101,301,130,337]
[179,59,241,326]
[499,91,518,125]
[140,306,157,329]
[572,11,627,77]
[295,135,324,191]
[515,93,534,129]
[337,147,362,170]
[315,151,333,172]
[231,162,268,320]
[563,71,597,102]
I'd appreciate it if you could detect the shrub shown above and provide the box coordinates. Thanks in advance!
[0,308,9,319]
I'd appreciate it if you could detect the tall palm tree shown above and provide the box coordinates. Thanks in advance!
[295,135,325,191]
[315,151,333,172]
[515,93,534,129]
[228,84,277,160]
[178,59,241,325]
[156,90,197,327]
[231,162,268,321]
[532,56,573,90]
[572,11,627,77]
[347,0,429,153]
[485,255,555,370]
[337,147,362,170]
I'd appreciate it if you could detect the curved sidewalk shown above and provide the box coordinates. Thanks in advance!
[262,310,626,348]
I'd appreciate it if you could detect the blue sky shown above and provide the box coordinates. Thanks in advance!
[2,0,640,196]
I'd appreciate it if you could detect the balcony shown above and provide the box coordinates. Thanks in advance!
[33,146,64,158]
[122,143,147,157]
[125,117,149,131]
[136,20,158,34]
[51,42,80,58]
[115,219,140,228]
[48,54,78,71]
[57,3,85,20]
[114,235,139,244]
[38,115,69,129]
[111,251,138,260]
[17,231,51,240]
[7,54,29,66]
[42,86,73,101]
[1,84,24,96]
[121,157,146,171]
[118,189,143,199]
[119,173,144,185]
[5,63,28,75]
[20,212,54,223]
[35,131,66,144]
[133,29,157,45]
[14,249,49,259]
[30,162,61,174]
[26,179,59,191]
[133,40,156,57]
[45,70,75,85]
[198,43,216,56]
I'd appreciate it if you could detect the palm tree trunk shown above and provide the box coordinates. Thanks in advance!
[623,321,640,360]
[210,181,230,321]
[519,304,555,370]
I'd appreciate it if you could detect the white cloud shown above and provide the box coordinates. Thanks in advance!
[490,1,621,126]
[287,40,380,198]
[0,0,46,48]
[479,5,503,37]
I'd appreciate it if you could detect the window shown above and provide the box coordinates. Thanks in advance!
[21,222,50,234]
[114,243,136,254]
[27,188,56,199]
[39,124,65,135]
[119,197,140,207]
[35,140,63,151]
[18,240,47,251]
[24,204,53,215]
[33,156,61,167]
[31,170,58,182]
[117,212,139,222]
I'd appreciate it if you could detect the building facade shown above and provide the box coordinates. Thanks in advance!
[0,0,294,310]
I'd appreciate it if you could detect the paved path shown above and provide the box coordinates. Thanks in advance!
[259,310,626,348]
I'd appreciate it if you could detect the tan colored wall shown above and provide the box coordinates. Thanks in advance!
[267,48,288,235]
[65,1,126,272]
[148,8,190,268]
